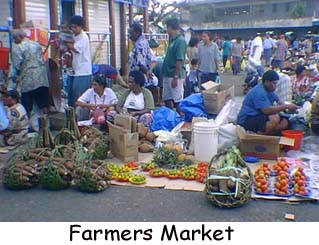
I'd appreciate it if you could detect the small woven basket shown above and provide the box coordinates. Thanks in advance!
[205,150,253,208]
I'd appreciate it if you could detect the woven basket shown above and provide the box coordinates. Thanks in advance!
[205,150,253,208]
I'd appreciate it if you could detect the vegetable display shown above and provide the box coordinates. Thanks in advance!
[129,175,146,185]
[205,146,253,208]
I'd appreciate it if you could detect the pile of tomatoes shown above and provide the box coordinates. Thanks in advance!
[272,158,290,174]
[274,170,291,195]
[254,163,271,194]
[292,167,309,196]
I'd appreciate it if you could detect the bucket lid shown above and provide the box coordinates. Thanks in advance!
[193,121,219,130]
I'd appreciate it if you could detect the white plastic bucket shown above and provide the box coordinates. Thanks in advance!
[193,122,219,162]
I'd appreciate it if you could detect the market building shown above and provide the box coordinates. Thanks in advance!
[0,0,151,74]
[179,0,319,38]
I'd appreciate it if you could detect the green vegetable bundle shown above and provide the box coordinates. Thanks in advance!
[77,168,109,192]
[39,162,70,190]
[3,160,42,190]
[153,146,179,169]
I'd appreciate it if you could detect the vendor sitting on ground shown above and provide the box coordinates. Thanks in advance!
[237,70,299,135]
[0,89,29,147]
[292,65,312,97]
[75,74,118,123]
[108,70,154,128]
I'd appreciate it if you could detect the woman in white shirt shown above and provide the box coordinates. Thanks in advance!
[75,74,118,123]
[109,70,155,127]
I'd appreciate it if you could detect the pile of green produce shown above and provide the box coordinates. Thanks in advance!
[153,145,194,169]
[3,159,43,190]
[39,162,70,190]
[207,146,251,195]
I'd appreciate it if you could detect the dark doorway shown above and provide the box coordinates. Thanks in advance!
[60,0,75,24]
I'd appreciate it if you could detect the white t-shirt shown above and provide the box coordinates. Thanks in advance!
[249,36,263,65]
[123,91,145,110]
[78,88,118,106]
[72,31,92,76]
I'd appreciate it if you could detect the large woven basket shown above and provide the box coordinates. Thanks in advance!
[205,150,253,208]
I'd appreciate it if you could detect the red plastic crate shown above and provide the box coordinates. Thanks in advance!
[0,41,9,70]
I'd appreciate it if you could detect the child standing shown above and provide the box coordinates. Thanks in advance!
[185,59,200,97]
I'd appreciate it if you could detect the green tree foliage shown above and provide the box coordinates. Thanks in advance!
[290,2,306,18]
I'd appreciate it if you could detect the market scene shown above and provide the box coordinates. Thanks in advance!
[0,0,319,222]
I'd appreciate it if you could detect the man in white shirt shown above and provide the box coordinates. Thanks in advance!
[249,33,264,76]
[67,15,92,107]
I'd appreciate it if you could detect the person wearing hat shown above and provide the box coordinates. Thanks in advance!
[0,89,29,147]
[75,74,118,123]
[9,29,50,117]
[109,70,154,128]
[237,70,299,135]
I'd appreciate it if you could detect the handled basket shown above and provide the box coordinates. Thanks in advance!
[205,150,253,208]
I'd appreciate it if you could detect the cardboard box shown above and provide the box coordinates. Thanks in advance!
[29,28,49,46]
[114,114,132,130]
[237,127,295,160]
[202,81,235,114]
[107,116,138,162]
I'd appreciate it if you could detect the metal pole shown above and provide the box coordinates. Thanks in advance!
[120,2,128,76]
[109,0,117,67]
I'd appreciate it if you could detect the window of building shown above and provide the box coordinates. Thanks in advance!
[272,3,277,13]
[216,6,250,16]
[254,5,265,16]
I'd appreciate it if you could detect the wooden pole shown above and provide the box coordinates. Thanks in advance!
[109,0,117,67]
[128,4,133,26]
[143,6,149,34]
[120,3,128,76]
[13,0,26,28]
[81,0,89,31]
[49,0,59,59]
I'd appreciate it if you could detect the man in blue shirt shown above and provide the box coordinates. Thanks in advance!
[237,70,299,135]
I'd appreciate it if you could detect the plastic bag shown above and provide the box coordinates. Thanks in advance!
[215,99,241,126]
[151,106,183,131]
[92,108,106,124]
[218,123,239,152]
[241,59,246,71]
[225,59,231,70]
[179,93,208,122]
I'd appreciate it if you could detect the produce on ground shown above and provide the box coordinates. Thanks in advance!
[272,158,290,174]
[140,162,157,171]
[124,161,139,170]
[137,124,156,153]
[274,168,291,195]
[76,162,111,192]
[254,163,271,194]
[149,168,165,177]
[3,158,43,190]
[114,172,132,182]
[292,167,309,195]
[206,146,252,203]
[165,169,181,179]
[129,174,146,185]
[39,161,70,190]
